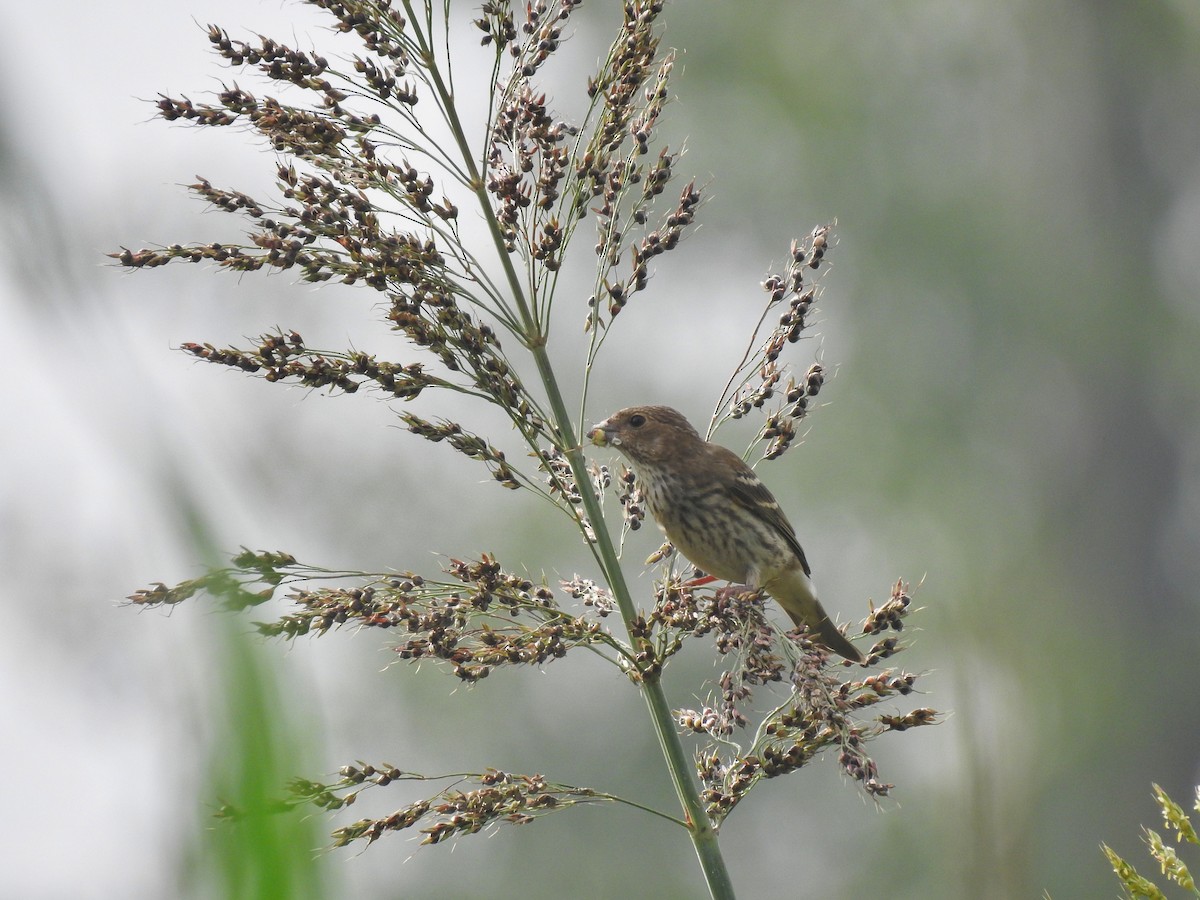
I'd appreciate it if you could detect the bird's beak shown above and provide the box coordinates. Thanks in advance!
[588,420,613,447]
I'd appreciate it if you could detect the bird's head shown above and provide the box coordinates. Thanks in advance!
[588,405,702,467]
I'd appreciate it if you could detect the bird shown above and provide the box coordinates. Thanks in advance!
[588,405,864,662]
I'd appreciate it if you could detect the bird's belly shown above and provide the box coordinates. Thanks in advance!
[657,508,792,586]
[667,527,745,582]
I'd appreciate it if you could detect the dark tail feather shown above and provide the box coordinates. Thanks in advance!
[788,610,864,663]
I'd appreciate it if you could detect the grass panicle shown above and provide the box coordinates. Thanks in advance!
[117,4,936,896]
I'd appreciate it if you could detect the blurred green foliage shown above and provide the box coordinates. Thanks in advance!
[184,618,327,900]
[651,2,1200,897]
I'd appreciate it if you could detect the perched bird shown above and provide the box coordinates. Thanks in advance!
[589,405,864,662]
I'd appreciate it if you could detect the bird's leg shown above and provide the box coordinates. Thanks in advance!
[712,583,748,602]
[685,576,756,601]
[710,568,760,603]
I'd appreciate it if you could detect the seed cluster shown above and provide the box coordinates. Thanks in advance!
[672,592,792,739]
[863,579,913,635]
[576,5,700,332]
[713,226,836,462]
[179,330,437,397]
[244,553,611,683]
[116,1,580,497]
[488,84,573,255]
[537,447,583,505]
[399,415,522,490]
[476,1,697,335]
[616,465,645,532]
[535,448,599,542]
[286,766,601,848]
[561,575,616,617]
[658,578,935,821]
[127,549,298,611]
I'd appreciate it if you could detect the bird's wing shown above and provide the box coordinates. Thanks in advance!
[720,449,812,576]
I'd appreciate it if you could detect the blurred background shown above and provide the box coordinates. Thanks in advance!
[2,1,1198,897]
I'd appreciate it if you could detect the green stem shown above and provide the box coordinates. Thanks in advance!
[409,10,735,897]
[532,334,736,900]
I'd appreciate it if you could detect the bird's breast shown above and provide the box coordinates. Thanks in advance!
[637,465,792,585]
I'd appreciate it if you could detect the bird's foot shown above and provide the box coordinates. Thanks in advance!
[711,582,759,602]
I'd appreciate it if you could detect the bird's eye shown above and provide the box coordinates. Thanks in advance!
[629,414,646,428]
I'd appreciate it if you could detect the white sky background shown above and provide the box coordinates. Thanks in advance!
[0,4,502,897]
[2,6,327,896]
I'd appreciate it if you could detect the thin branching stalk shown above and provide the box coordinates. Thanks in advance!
[115,4,936,897]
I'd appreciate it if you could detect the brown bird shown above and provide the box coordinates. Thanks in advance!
[589,405,863,662]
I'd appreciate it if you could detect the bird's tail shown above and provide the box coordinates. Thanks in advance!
[787,607,865,663]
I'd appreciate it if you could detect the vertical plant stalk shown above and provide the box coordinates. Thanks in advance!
[409,13,733,893]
